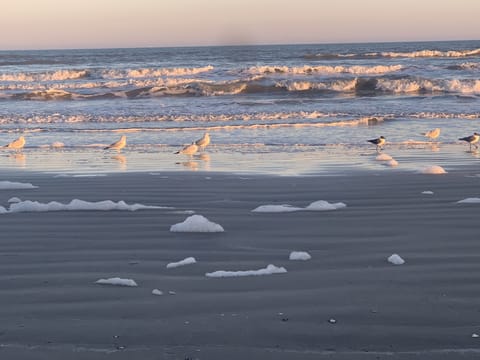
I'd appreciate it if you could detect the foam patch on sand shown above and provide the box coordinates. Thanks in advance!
[457,198,480,204]
[54,174,108,178]
[0,181,38,189]
[305,200,347,211]
[170,214,224,232]
[386,159,399,167]
[420,165,447,174]
[206,264,287,278]
[2,199,167,214]
[252,200,346,213]
[252,204,302,213]
[166,257,197,268]
[95,277,138,287]
[388,254,405,265]
[289,251,312,261]
[375,153,399,167]
[375,153,393,161]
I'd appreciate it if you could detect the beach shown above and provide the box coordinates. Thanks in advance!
[1,38,480,360]
[1,165,480,359]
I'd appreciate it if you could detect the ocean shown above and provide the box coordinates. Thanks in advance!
[0,40,479,174]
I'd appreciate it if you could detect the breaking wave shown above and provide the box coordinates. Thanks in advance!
[3,76,480,100]
[0,111,480,129]
[245,64,404,75]
[446,62,480,71]
[1,110,479,128]
[305,47,480,60]
[101,65,214,79]
[0,69,90,82]
[0,111,344,125]
[0,65,214,83]
[0,112,388,131]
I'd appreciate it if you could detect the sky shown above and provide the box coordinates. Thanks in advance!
[0,0,479,50]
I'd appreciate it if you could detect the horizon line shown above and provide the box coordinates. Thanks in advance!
[1,38,479,52]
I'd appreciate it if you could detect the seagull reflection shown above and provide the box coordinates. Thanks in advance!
[177,160,199,171]
[428,143,440,152]
[112,154,127,171]
[197,153,210,162]
[10,153,26,167]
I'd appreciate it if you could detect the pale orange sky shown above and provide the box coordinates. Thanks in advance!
[1,0,479,50]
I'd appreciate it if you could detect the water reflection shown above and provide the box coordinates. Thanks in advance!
[178,160,199,170]
[428,143,440,152]
[466,149,479,158]
[175,153,211,171]
[10,153,26,168]
[112,154,127,171]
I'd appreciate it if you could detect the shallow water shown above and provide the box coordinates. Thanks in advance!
[0,40,479,173]
[0,142,478,176]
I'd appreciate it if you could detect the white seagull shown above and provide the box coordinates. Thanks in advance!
[367,136,386,152]
[423,128,441,141]
[175,143,198,156]
[3,136,25,150]
[195,132,210,150]
[104,135,126,151]
[459,132,479,150]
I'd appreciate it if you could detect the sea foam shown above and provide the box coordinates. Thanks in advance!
[95,277,138,287]
[388,254,405,265]
[0,181,38,189]
[289,251,312,261]
[252,200,346,213]
[3,199,166,214]
[205,264,287,278]
[420,165,447,175]
[170,214,224,232]
[457,198,480,204]
[166,257,197,269]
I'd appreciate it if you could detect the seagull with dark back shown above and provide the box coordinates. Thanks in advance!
[459,132,479,151]
[367,136,386,152]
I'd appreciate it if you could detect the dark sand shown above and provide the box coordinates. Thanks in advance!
[1,169,480,359]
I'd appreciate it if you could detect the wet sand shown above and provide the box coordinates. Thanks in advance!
[1,169,480,359]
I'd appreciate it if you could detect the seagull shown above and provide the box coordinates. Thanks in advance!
[423,128,441,141]
[104,135,126,151]
[367,136,386,152]
[175,143,198,156]
[195,132,210,150]
[3,136,25,150]
[459,132,479,150]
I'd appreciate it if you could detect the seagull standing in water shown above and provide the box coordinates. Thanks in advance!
[367,136,386,152]
[459,132,479,151]
[175,143,198,156]
[195,132,210,150]
[423,128,441,141]
[104,135,127,151]
[3,136,25,151]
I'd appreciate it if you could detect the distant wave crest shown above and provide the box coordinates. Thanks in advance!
[0,69,89,82]
[245,64,404,75]
[102,65,214,79]
[305,48,480,60]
